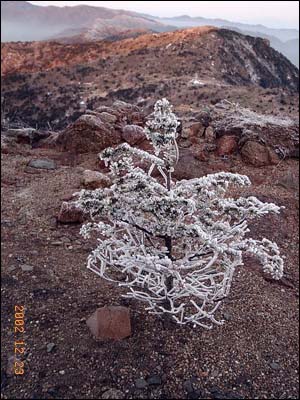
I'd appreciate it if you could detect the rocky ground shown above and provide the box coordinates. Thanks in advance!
[1,100,299,399]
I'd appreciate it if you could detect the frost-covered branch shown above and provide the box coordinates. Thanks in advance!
[75,98,284,329]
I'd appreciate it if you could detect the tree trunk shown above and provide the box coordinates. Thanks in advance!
[163,236,174,313]
[163,168,174,326]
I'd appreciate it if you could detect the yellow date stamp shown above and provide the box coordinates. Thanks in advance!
[14,305,25,375]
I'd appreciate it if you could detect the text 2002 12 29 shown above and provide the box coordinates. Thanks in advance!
[14,305,25,375]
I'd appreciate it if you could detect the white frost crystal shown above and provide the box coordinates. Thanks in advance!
[75,98,284,329]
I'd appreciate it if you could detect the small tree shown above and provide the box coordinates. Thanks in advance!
[75,99,284,329]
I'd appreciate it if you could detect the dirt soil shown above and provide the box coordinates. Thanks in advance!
[1,144,299,399]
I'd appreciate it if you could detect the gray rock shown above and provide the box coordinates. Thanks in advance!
[102,388,125,399]
[20,264,34,272]
[210,387,228,399]
[183,379,194,393]
[289,148,299,159]
[135,378,148,389]
[223,312,231,321]
[1,370,8,390]
[122,125,145,145]
[28,159,57,170]
[187,390,202,399]
[113,100,139,112]
[46,343,56,353]
[147,374,162,386]
[269,361,280,370]
[225,392,243,399]
[5,128,36,143]
[99,112,117,124]
[6,356,16,377]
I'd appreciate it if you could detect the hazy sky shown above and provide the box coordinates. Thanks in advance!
[28,1,299,29]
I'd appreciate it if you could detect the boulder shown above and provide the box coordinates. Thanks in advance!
[5,128,36,144]
[122,125,145,145]
[289,148,299,159]
[113,101,144,125]
[86,306,131,340]
[241,141,278,167]
[102,389,125,399]
[36,132,59,149]
[113,100,139,113]
[56,114,121,153]
[1,136,13,154]
[6,356,16,377]
[204,126,215,142]
[82,170,111,189]
[28,158,57,170]
[217,135,238,156]
[95,106,120,116]
[189,123,203,137]
[5,128,50,145]
[276,171,299,192]
[192,144,209,161]
[211,101,299,156]
[268,148,280,165]
[57,202,84,224]
[98,112,117,124]
[184,122,204,138]
[196,110,212,127]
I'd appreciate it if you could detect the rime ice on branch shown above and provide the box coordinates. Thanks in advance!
[75,98,284,329]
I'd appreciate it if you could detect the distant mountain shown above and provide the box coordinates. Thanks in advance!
[48,15,170,43]
[282,38,299,68]
[1,0,170,42]
[1,1,299,67]
[158,15,299,42]
[157,15,299,67]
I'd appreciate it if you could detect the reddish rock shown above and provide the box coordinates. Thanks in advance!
[193,151,208,162]
[56,114,121,153]
[192,144,208,161]
[82,170,111,189]
[86,306,131,340]
[268,148,280,165]
[180,122,205,139]
[57,201,84,223]
[241,141,280,167]
[217,135,238,156]
[122,124,145,145]
[187,122,204,138]
[190,136,200,146]
[241,141,269,166]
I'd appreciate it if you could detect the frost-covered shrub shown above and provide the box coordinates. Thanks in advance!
[75,98,284,329]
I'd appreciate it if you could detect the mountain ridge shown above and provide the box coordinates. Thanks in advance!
[1,26,298,130]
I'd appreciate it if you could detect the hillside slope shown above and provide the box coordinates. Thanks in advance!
[1,27,299,129]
